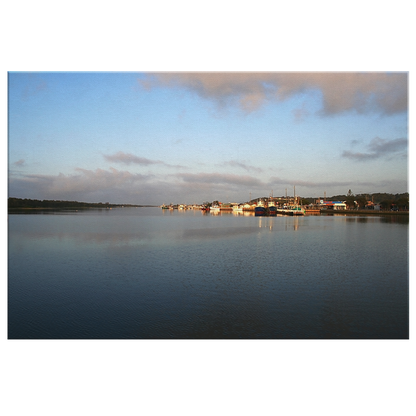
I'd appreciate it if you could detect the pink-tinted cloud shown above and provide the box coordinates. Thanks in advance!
[139,72,408,115]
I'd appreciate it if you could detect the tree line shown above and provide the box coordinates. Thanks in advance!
[289,191,409,211]
[328,191,409,210]
[8,198,144,209]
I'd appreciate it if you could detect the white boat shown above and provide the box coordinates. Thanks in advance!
[290,206,305,215]
[277,206,305,215]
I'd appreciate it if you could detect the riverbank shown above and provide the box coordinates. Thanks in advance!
[321,209,409,215]
[6,205,157,214]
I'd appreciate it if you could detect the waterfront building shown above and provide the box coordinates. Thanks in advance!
[243,202,255,211]
[320,201,347,210]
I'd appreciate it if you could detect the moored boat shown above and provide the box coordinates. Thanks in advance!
[277,206,305,215]
[210,205,220,213]
[289,206,305,215]
[255,206,266,216]
[268,206,277,215]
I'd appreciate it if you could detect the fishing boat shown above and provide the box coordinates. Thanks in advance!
[277,205,305,215]
[279,188,305,215]
[210,205,220,213]
[268,206,277,215]
[280,205,305,215]
[289,206,305,215]
[254,206,266,216]
[277,206,289,215]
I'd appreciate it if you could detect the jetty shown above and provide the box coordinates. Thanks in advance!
[304,207,321,214]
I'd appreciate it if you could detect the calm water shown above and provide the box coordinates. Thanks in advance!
[8,208,409,339]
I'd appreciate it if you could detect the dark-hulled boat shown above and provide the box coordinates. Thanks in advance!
[268,206,277,215]
[254,206,266,216]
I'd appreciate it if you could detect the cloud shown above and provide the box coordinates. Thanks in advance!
[178,172,264,188]
[368,137,408,155]
[139,72,408,115]
[13,159,25,166]
[103,151,185,168]
[177,172,356,192]
[8,165,408,206]
[8,168,153,202]
[222,160,263,173]
[341,137,407,161]
[341,151,381,162]
[104,151,163,166]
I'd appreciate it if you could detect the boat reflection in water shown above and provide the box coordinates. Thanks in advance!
[243,211,255,217]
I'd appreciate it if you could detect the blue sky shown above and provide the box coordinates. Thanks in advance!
[8,72,408,205]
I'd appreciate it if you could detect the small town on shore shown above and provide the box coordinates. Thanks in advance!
[160,190,409,216]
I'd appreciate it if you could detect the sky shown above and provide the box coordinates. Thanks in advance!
[8,71,408,205]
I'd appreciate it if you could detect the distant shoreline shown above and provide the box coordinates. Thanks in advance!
[7,197,158,211]
[8,206,158,211]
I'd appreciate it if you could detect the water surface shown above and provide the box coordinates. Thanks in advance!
[8,208,409,339]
